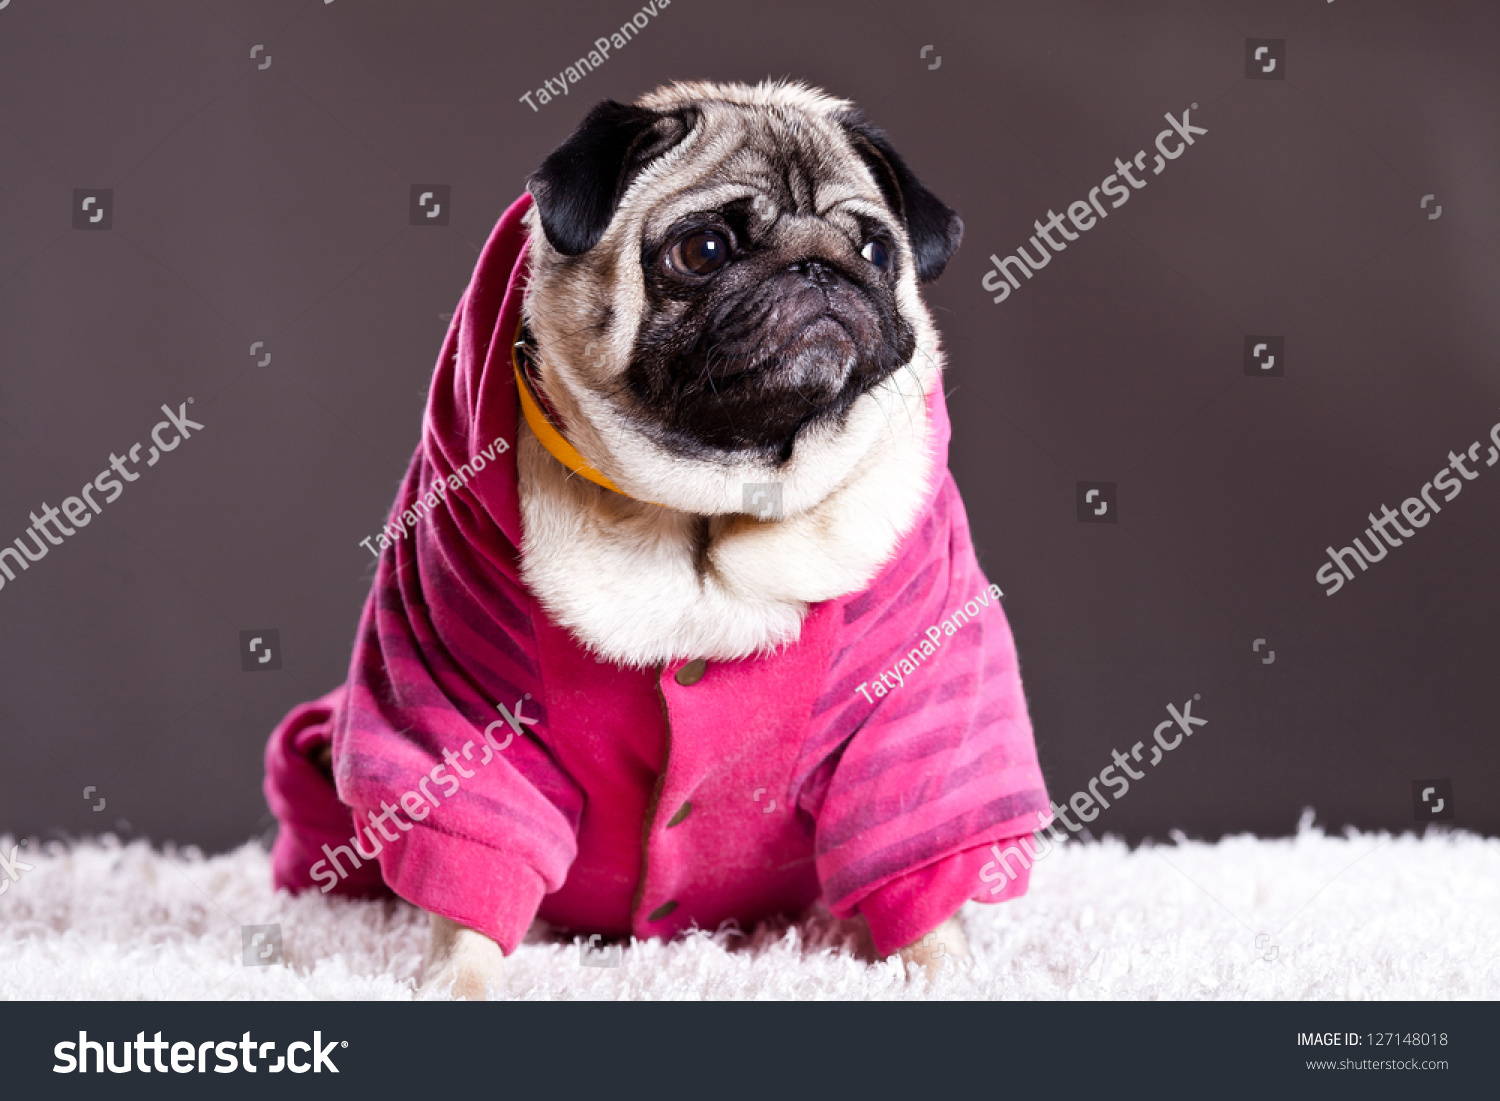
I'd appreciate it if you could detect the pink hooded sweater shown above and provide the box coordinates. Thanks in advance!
[263,193,1051,957]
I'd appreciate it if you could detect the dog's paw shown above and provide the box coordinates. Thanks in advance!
[895,914,970,983]
[418,913,506,1000]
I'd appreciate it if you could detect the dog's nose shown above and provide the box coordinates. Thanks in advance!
[788,257,835,284]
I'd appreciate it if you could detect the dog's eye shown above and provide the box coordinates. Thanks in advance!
[667,230,731,276]
[861,239,892,271]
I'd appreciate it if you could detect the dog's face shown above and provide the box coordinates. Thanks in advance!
[522,81,961,498]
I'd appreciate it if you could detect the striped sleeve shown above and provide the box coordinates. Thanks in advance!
[333,461,584,953]
[807,473,1051,954]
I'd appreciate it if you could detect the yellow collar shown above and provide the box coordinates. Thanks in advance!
[511,323,636,499]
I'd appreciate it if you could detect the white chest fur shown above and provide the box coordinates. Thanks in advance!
[514,353,942,668]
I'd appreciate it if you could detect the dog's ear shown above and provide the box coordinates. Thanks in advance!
[528,100,698,256]
[839,113,963,283]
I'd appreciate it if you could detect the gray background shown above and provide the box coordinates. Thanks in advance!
[1,0,1496,854]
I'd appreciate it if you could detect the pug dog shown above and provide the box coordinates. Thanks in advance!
[407,79,983,997]
[261,78,1049,998]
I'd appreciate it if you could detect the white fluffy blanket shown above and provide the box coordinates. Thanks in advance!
[3,815,1495,999]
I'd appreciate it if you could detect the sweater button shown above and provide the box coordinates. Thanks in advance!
[674,658,707,686]
[646,900,678,922]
